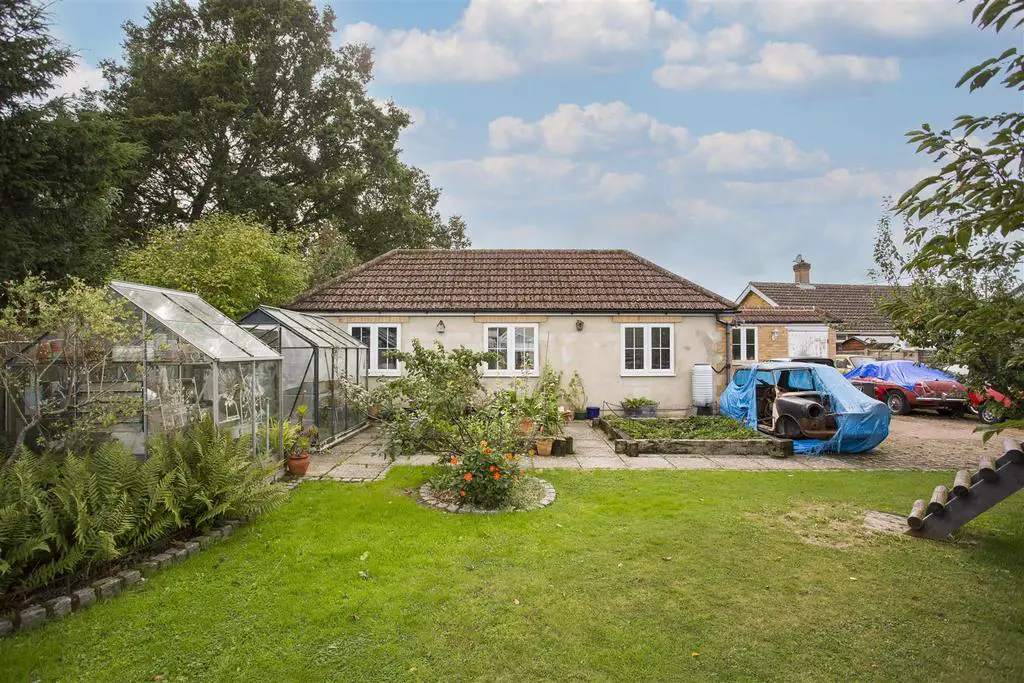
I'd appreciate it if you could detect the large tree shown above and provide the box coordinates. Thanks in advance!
[877,0,1024,420]
[0,0,138,286]
[103,0,468,262]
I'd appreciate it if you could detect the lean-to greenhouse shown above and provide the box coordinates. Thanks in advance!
[239,306,368,449]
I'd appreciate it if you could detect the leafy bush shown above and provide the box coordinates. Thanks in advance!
[606,416,764,440]
[434,439,525,509]
[0,417,283,601]
[621,398,659,410]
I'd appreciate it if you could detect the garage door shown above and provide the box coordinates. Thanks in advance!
[787,325,830,357]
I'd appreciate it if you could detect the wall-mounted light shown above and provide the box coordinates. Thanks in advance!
[436,320,446,334]
[771,328,780,341]
[575,320,585,332]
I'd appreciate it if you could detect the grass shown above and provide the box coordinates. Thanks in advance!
[3,467,1024,681]
[607,415,765,440]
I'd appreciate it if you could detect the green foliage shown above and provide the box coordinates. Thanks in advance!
[113,213,308,319]
[102,0,468,260]
[304,223,361,287]
[535,363,565,437]
[432,438,526,510]
[621,397,659,410]
[880,0,1024,426]
[350,340,495,458]
[0,0,139,285]
[0,276,141,462]
[606,416,762,440]
[566,371,588,412]
[0,417,282,599]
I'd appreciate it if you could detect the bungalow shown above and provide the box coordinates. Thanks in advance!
[735,255,920,361]
[288,249,736,413]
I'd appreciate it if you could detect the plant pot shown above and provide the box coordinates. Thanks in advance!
[520,417,535,435]
[536,437,554,456]
[585,406,601,419]
[573,411,588,421]
[286,453,310,476]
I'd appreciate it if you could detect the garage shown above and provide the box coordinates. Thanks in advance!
[787,325,830,357]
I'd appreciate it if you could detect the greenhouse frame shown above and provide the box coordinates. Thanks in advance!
[239,306,369,449]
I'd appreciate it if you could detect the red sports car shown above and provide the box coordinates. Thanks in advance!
[845,360,968,416]
[968,386,1013,424]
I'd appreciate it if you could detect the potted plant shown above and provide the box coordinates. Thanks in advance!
[567,371,588,420]
[535,424,555,456]
[284,405,318,476]
[535,383,563,456]
[622,397,659,418]
[519,393,540,434]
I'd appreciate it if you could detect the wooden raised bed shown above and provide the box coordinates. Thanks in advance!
[593,418,792,458]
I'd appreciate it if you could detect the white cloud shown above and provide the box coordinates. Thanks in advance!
[654,41,899,90]
[488,102,688,155]
[686,129,829,172]
[52,58,106,97]
[594,172,646,200]
[711,0,970,39]
[429,154,577,191]
[668,198,735,224]
[724,167,932,204]
[343,0,682,83]
[704,24,752,62]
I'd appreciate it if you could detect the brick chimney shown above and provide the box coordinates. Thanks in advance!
[793,254,811,284]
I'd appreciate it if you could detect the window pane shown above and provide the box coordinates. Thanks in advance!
[486,327,508,370]
[651,326,671,370]
[624,326,644,370]
[377,326,398,370]
[745,328,756,360]
[351,327,371,368]
[514,326,535,370]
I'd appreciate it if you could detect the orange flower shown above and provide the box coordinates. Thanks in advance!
[505,453,513,460]
[480,440,488,448]
[485,447,492,454]
[488,464,497,472]
[493,472,502,480]
[450,456,459,465]
[459,490,466,497]
[519,469,525,475]
[463,472,473,481]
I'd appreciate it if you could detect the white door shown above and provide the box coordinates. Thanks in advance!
[787,325,829,357]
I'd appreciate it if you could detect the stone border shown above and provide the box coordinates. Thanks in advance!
[593,418,793,457]
[419,477,556,514]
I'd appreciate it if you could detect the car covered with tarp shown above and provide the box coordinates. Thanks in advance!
[843,360,967,416]
[720,361,890,454]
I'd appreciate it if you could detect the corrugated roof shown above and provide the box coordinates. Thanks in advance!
[290,249,735,313]
[749,281,896,333]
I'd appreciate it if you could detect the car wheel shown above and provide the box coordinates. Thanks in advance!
[978,400,1006,425]
[885,390,909,415]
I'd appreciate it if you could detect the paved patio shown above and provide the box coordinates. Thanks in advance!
[302,419,967,483]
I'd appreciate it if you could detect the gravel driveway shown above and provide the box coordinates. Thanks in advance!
[862,412,1024,470]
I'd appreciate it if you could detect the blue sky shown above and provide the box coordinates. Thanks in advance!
[51,0,1021,299]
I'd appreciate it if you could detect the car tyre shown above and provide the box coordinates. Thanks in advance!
[885,390,910,415]
[978,400,1006,425]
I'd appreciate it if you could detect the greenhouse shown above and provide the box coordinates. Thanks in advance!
[239,306,369,449]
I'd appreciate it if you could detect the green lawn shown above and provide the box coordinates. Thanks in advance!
[3,467,1024,682]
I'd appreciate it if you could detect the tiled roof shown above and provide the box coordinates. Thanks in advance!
[732,307,837,324]
[290,249,735,313]
[749,281,896,333]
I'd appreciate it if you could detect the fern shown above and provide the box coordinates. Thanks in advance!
[1,417,284,600]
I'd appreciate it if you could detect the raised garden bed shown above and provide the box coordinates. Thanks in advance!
[595,416,792,457]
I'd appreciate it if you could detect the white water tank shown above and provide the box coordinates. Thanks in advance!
[691,364,714,408]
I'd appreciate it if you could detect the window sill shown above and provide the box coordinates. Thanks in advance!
[620,370,676,378]
[482,371,540,378]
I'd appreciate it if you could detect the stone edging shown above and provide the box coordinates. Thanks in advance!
[419,477,556,514]
[593,417,793,457]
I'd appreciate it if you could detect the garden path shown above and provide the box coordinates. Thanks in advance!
[305,415,981,482]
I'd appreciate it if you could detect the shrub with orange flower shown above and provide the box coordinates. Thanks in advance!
[437,437,525,509]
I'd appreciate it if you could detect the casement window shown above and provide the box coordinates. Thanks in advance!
[620,324,674,376]
[731,326,757,362]
[482,324,538,376]
[349,324,401,376]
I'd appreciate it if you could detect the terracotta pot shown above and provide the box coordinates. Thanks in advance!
[520,417,535,435]
[286,453,310,476]
[536,437,554,457]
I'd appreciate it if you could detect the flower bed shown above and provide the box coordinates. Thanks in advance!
[419,476,555,514]
[596,416,792,457]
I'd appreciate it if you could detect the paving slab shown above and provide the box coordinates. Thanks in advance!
[752,457,810,470]
[322,464,389,481]
[705,456,772,470]
[799,457,859,470]
[663,456,717,469]
[623,456,673,469]
[532,457,584,469]
[577,456,627,470]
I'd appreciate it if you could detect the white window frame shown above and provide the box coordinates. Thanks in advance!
[348,323,402,377]
[731,326,758,363]
[620,324,675,377]
[481,323,540,377]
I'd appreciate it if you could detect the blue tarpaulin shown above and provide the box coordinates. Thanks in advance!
[719,362,890,454]
[843,360,956,390]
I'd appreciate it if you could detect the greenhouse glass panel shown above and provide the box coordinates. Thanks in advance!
[239,306,369,449]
